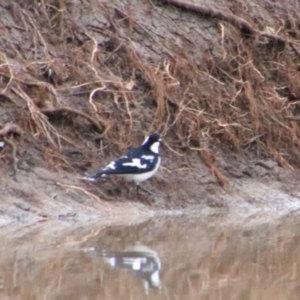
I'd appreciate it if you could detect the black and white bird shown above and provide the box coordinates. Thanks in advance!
[83,133,162,187]
[100,245,161,294]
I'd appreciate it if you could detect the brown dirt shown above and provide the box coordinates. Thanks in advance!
[1,0,300,224]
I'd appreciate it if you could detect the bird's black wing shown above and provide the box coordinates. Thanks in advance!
[83,147,158,180]
[101,147,158,175]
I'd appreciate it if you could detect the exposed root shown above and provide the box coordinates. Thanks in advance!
[11,85,61,149]
[40,106,108,134]
[161,0,286,43]
[1,0,300,196]
[0,122,22,136]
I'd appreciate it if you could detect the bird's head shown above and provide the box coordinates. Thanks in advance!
[142,133,162,154]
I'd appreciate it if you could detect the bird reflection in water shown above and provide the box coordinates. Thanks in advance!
[100,245,161,294]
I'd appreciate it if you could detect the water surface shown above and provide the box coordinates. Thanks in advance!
[0,212,299,299]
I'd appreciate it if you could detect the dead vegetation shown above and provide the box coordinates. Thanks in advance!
[1,0,300,189]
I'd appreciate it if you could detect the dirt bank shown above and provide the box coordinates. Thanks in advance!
[1,0,300,225]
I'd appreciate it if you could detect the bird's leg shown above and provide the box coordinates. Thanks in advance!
[135,183,155,205]
[128,182,138,194]
[128,181,153,200]
[136,183,153,196]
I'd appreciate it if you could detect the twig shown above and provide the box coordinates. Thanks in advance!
[285,116,300,122]
[89,86,106,113]
[3,136,19,177]
[0,62,14,95]
[163,140,185,156]
[56,182,112,207]
[200,149,229,186]
[290,43,300,60]
[21,9,49,57]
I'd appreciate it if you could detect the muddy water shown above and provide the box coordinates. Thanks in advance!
[0,212,300,300]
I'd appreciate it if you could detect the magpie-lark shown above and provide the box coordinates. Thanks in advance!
[101,245,161,294]
[83,133,162,189]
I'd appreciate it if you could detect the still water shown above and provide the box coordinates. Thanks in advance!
[0,211,300,299]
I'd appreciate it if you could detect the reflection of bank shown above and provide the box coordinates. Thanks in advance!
[101,245,161,294]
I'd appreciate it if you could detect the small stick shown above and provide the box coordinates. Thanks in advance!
[56,182,112,207]
[3,136,19,177]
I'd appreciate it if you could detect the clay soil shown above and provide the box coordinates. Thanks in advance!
[1,0,300,225]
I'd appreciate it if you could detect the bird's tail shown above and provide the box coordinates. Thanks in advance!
[83,170,106,181]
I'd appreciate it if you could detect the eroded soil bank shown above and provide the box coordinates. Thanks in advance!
[1,0,300,225]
